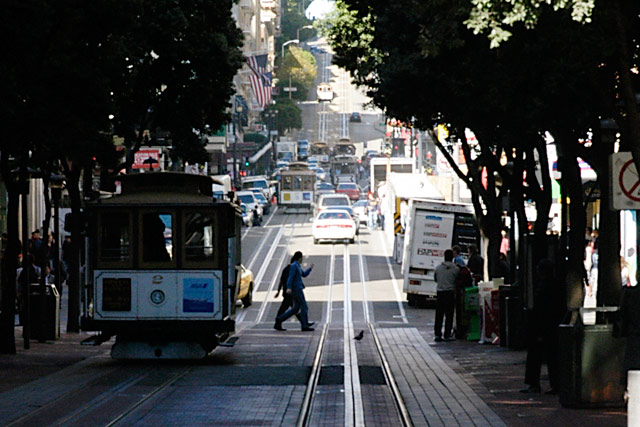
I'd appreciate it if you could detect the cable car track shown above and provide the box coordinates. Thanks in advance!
[297,238,411,427]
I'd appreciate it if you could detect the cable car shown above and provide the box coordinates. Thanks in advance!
[81,172,242,359]
[279,162,316,213]
[317,82,333,102]
[330,155,359,186]
[311,142,331,167]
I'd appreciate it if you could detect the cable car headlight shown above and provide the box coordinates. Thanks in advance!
[150,290,166,305]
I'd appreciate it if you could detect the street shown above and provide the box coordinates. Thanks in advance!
[0,212,626,426]
[0,214,499,426]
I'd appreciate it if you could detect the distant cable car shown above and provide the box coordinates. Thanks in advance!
[279,162,316,213]
[317,82,333,102]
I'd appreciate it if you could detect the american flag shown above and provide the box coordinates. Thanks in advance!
[247,54,272,108]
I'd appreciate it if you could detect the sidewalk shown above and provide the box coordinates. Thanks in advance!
[426,333,626,426]
[0,286,108,394]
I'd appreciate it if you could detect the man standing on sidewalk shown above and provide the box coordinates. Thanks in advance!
[434,249,459,342]
[274,251,315,331]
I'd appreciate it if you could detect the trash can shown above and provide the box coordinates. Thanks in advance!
[499,285,525,349]
[465,287,480,341]
[558,307,626,408]
[29,284,60,341]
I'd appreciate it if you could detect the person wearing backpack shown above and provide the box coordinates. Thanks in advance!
[274,255,302,327]
[274,251,315,332]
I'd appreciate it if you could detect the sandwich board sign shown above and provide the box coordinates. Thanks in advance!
[611,152,640,210]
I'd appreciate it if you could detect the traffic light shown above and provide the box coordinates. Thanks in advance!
[244,157,250,167]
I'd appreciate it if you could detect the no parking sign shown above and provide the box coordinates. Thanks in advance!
[611,152,640,210]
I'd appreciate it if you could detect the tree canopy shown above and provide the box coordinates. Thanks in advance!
[0,0,244,350]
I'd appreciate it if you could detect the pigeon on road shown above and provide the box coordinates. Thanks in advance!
[354,330,364,341]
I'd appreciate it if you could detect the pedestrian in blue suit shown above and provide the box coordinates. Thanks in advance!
[274,251,315,331]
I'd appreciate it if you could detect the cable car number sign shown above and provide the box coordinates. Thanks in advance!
[611,152,640,210]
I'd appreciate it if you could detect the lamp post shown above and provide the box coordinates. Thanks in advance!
[297,25,313,41]
[233,101,244,190]
[281,39,299,59]
[265,109,279,167]
[50,174,64,311]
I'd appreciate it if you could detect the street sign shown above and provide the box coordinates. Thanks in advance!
[437,152,453,175]
[283,87,297,92]
[133,148,162,169]
[611,152,640,210]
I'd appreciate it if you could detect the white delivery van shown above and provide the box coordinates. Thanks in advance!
[212,175,232,200]
[401,199,481,306]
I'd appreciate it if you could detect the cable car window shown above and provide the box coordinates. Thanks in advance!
[142,213,173,263]
[283,176,292,190]
[184,212,215,263]
[293,176,302,190]
[99,213,131,265]
[303,176,313,190]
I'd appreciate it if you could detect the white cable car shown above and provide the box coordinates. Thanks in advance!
[279,162,316,213]
[81,173,243,359]
[317,82,333,102]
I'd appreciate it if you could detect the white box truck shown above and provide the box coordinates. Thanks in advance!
[276,141,297,162]
[369,157,414,193]
[401,199,481,306]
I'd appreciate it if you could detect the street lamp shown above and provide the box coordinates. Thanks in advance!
[281,39,299,59]
[233,101,244,189]
[297,25,313,41]
[265,109,279,167]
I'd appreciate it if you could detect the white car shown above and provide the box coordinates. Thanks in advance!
[236,191,263,218]
[312,209,357,244]
[352,200,368,224]
[316,193,350,217]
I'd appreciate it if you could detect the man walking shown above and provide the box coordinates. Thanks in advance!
[434,249,459,342]
[274,256,302,325]
[274,251,315,331]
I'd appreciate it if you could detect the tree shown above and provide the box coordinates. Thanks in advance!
[466,0,640,308]
[267,100,302,134]
[0,0,244,346]
[325,0,625,313]
[276,46,317,101]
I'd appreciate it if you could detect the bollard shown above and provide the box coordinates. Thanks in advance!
[629,371,640,425]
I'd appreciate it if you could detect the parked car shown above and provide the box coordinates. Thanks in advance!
[325,205,360,235]
[241,203,253,227]
[316,193,350,216]
[236,191,263,219]
[336,182,361,201]
[237,264,254,307]
[349,112,362,122]
[312,209,357,244]
[352,200,368,225]
[249,189,271,214]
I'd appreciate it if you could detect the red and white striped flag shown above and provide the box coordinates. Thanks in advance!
[247,54,272,109]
